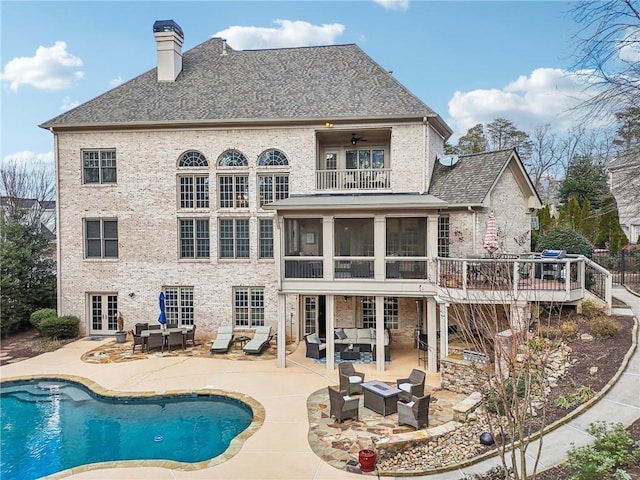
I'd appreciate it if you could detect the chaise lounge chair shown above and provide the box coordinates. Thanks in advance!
[243,326,273,354]
[210,326,233,353]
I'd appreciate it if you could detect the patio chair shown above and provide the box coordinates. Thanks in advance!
[243,326,273,354]
[210,326,233,353]
[328,386,359,423]
[166,330,184,351]
[148,324,161,330]
[146,331,165,352]
[338,362,365,395]
[397,394,430,430]
[184,325,197,347]
[304,333,326,359]
[396,368,426,403]
[132,323,148,353]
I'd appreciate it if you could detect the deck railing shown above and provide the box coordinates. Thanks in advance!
[315,168,391,191]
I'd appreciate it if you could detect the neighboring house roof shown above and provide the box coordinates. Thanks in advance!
[40,39,451,138]
[428,148,541,207]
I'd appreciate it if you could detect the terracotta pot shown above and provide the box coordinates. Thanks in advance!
[358,449,376,472]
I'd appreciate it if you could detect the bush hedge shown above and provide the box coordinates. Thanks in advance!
[29,308,57,329]
[39,315,80,340]
[535,227,594,257]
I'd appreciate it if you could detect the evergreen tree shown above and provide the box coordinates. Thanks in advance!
[594,194,629,253]
[456,124,487,154]
[558,154,609,210]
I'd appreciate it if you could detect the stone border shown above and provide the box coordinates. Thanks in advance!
[374,315,639,476]
[0,373,265,478]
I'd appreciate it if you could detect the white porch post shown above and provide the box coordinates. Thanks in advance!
[375,295,385,372]
[426,297,438,373]
[439,300,449,360]
[326,295,336,371]
[427,215,439,281]
[374,216,386,281]
[277,293,286,368]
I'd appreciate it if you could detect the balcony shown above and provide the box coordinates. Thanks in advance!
[316,169,391,191]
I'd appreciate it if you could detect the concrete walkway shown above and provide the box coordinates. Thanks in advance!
[0,286,638,479]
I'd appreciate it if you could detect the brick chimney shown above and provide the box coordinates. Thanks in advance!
[153,20,184,82]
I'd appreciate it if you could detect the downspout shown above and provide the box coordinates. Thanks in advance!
[468,206,476,254]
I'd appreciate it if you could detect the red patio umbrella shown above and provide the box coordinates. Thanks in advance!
[483,211,500,256]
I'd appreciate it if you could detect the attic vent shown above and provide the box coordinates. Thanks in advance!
[221,39,228,56]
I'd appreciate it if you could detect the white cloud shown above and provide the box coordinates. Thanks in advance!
[0,41,84,91]
[618,28,640,62]
[60,97,79,111]
[374,0,409,11]
[213,20,345,50]
[109,75,123,87]
[2,151,54,170]
[447,68,602,140]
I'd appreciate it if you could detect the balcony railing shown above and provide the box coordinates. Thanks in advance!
[316,169,391,191]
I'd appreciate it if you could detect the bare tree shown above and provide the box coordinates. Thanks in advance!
[570,0,640,118]
[0,161,55,229]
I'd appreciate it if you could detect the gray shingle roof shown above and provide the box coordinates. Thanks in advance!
[41,39,446,130]
[428,149,515,205]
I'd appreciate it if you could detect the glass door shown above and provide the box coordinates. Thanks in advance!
[303,296,318,336]
[89,294,118,335]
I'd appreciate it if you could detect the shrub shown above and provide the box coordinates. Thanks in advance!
[581,300,606,319]
[560,320,578,339]
[469,466,513,480]
[589,316,621,337]
[29,308,57,329]
[38,315,80,340]
[536,227,594,257]
[555,394,577,409]
[565,422,637,479]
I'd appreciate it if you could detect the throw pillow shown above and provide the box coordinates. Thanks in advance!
[336,329,348,340]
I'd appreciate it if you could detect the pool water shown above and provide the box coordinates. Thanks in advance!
[0,379,253,480]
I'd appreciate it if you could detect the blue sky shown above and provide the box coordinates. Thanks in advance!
[1,0,596,170]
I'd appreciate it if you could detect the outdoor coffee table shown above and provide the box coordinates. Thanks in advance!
[340,345,360,361]
[361,380,402,416]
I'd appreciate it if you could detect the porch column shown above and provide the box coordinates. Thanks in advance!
[323,217,335,280]
[427,215,439,281]
[438,300,449,360]
[375,295,385,372]
[277,293,286,368]
[426,297,438,373]
[326,295,336,371]
[374,216,386,281]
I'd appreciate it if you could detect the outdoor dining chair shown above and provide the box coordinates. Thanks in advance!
[166,330,184,351]
[184,325,197,347]
[146,331,165,352]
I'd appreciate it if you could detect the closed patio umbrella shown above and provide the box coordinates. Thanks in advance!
[158,292,167,327]
[483,211,499,256]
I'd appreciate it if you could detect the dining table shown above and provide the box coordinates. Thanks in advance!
[140,327,192,351]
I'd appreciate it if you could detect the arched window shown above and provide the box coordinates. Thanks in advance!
[218,149,248,167]
[177,151,209,209]
[217,149,249,208]
[257,149,289,207]
[178,151,208,167]
[258,149,288,166]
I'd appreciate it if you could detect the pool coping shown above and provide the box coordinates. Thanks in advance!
[0,373,265,479]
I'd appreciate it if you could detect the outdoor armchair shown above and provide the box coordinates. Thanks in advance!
[210,326,233,353]
[396,368,426,403]
[397,394,430,430]
[328,386,359,422]
[304,333,326,359]
[243,326,273,354]
[338,362,365,395]
[184,324,197,347]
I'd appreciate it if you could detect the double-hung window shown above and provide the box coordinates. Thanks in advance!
[258,149,289,207]
[218,149,249,208]
[163,286,194,326]
[362,296,398,329]
[438,216,450,258]
[233,287,264,327]
[180,218,210,259]
[83,150,117,184]
[259,219,274,259]
[219,218,249,258]
[178,151,209,209]
[85,219,118,258]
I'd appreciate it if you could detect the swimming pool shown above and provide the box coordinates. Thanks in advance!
[0,378,255,480]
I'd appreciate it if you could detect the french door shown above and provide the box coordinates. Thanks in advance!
[89,293,118,335]
[302,295,326,338]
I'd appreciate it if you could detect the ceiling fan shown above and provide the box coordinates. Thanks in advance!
[350,133,368,145]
